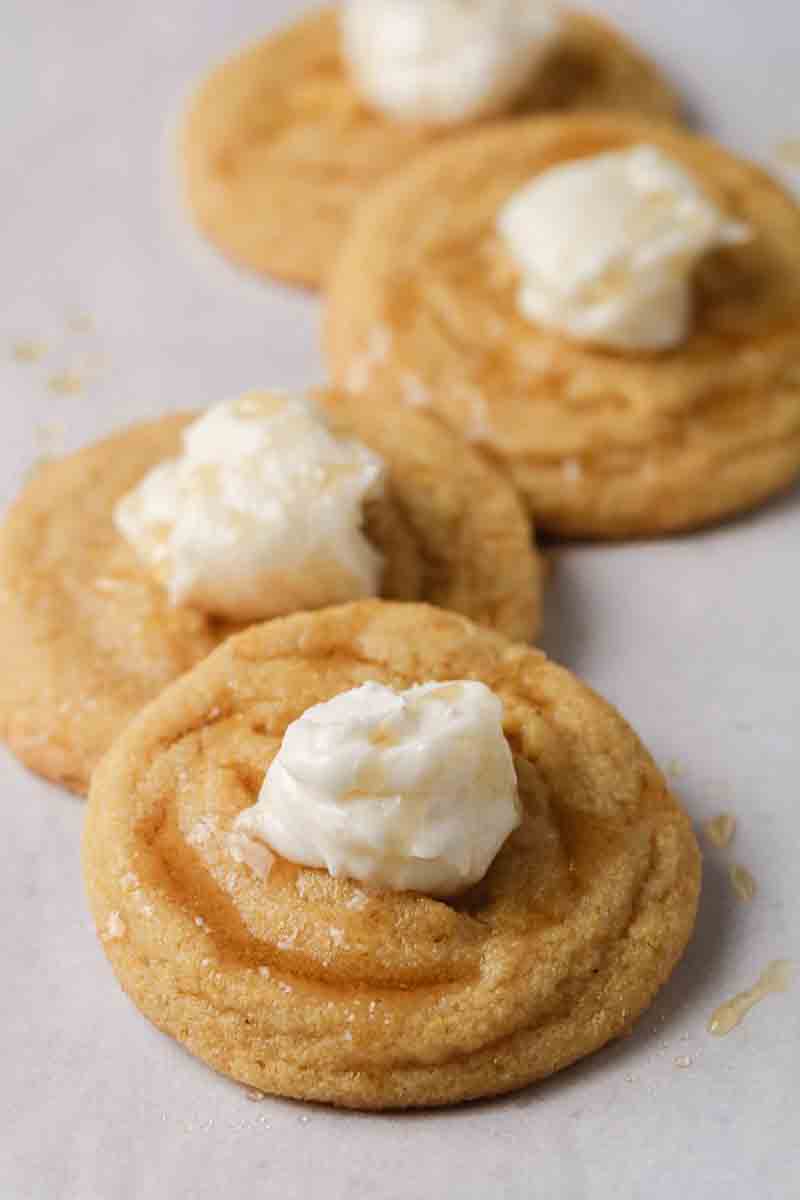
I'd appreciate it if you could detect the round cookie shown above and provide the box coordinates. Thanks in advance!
[327,113,800,537]
[182,6,681,287]
[0,395,541,795]
[83,600,701,1110]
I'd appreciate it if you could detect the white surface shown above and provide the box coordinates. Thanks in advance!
[1,2,799,1197]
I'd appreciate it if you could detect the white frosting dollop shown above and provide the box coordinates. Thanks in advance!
[235,680,521,897]
[497,144,751,351]
[341,0,562,126]
[114,393,385,621]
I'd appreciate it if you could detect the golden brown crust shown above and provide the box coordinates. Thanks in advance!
[0,401,541,793]
[326,113,800,537]
[181,7,680,287]
[83,601,701,1109]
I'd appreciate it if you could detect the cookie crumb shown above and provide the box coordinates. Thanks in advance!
[245,1088,265,1102]
[673,1056,692,1069]
[48,370,83,395]
[11,339,47,363]
[729,863,757,903]
[703,812,736,849]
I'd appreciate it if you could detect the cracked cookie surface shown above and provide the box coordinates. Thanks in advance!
[0,396,540,794]
[327,113,800,537]
[83,601,700,1110]
[182,6,680,287]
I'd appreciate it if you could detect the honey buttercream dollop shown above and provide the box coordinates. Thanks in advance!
[236,680,521,897]
[342,0,562,126]
[114,392,385,621]
[498,144,750,351]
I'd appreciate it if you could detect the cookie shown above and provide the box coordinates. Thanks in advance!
[182,6,680,287]
[327,113,800,537]
[0,395,541,795]
[83,600,701,1110]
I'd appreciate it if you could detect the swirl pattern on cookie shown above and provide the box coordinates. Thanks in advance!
[0,396,541,794]
[327,113,800,537]
[181,7,681,286]
[83,602,701,1110]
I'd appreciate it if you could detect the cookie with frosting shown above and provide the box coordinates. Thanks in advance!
[83,600,700,1109]
[327,113,800,537]
[0,392,541,793]
[181,3,681,286]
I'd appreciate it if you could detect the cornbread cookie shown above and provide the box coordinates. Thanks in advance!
[83,601,701,1110]
[0,396,541,795]
[327,113,800,537]
[182,6,680,287]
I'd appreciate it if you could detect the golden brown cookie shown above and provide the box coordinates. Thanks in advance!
[327,113,800,537]
[83,600,701,1110]
[181,6,680,287]
[0,395,541,795]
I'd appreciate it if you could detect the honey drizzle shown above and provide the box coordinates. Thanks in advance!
[708,961,794,1036]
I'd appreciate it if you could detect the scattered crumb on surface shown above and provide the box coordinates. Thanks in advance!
[673,1056,692,1069]
[703,812,737,849]
[11,339,47,363]
[666,759,683,779]
[48,369,83,395]
[245,1089,265,1102]
[729,863,757,903]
